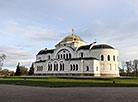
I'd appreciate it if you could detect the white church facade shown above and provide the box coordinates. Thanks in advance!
[34,29,120,77]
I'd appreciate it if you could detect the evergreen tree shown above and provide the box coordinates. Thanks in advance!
[29,63,34,75]
[15,62,21,76]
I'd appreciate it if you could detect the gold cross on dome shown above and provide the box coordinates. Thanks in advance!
[72,29,74,35]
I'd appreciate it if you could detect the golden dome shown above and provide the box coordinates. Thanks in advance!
[60,34,84,43]
[56,29,86,47]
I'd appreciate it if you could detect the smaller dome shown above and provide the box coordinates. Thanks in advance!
[37,49,54,55]
[91,44,114,49]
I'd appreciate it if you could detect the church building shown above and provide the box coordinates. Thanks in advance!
[34,29,120,77]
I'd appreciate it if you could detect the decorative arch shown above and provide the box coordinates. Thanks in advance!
[77,50,87,58]
[54,61,58,71]
[59,61,64,71]
[48,62,52,71]
[54,46,74,59]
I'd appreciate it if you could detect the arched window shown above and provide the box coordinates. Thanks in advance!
[108,55,110,61]
[40,66,41,71]
[56,64,58,71]
[54,64,56,71]
[76,64,78,71]
[48,55,50,60]
[48,63,52,71]
[58,55,60,59]
[113,56,115,61]
[36,66,38,71]
[37,66,39,71]
[69,54,71,59]
[86,66,89,71]
[96,67,98,71]
[101,55,104,61]
[62,63,64,71]
[61,54,62,59]
[63,54,65,59]
[48,64,50,71]
[38,66,40,71]
[73,64,75,71]
[50,64,52,71]
[48,65,49,71]
[80,52,84,58]
[70,65,72,71]
[60,64,62,71]
[54,63,58,71]
[66,54,68,59]
[41,66,43,71]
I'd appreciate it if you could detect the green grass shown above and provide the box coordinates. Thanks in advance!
[0,76,138,87]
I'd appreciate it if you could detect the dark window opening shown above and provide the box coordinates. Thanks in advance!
[50,64,52,71]
[66,54,68,59]
[108,55,110,61]
[86,66,89,71]
[70,65,72,71]
[48,63,52,71]
[69,54,71,59]
[81,52,84,58]
[54,64,56,71]
[73,64,75,71]
[96,67,98,71]
[113,56,115,61]
[48,55,50,60]
[76,64,78,71]
[61,54,62,59]
[62,64,64,71]
[101,55,104,61]
[63,54,65,59]
[60,64,62,71]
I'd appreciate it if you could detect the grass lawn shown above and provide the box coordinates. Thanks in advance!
[0,76,138,87]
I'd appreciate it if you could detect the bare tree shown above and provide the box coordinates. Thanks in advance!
[126,61,133,76]
[0,54,6,70]
[133,59,138,77]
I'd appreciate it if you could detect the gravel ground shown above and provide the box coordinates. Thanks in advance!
[0,84,138,102]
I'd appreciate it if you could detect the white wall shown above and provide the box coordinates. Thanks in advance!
[90,49,119,76]
[35,42,120,77]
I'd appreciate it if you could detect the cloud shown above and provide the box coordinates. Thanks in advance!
[0,44,36,71]
[0,20,62,42]
[76,19,138,62]
[128,0,138,14]
[23,26,61,41]
[0,20,64,71]
[0,0,138,70]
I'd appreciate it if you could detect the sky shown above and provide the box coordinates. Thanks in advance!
[0,0,138,71]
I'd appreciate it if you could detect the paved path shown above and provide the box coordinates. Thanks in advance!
[0,84,138,102]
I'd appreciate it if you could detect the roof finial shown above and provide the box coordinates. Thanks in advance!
[94,39,97,43]
[72,28,74,35]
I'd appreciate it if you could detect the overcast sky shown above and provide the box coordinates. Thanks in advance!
[0,0,138,71]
